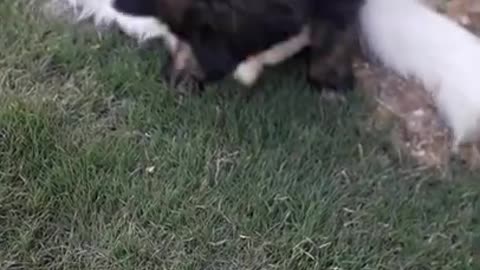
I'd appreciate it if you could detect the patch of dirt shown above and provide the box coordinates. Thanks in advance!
[354,60,451,169]
[355,1,480,171]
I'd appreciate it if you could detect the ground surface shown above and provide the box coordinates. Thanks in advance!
[0,1,479,269]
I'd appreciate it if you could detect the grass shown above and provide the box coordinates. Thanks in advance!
[0,1,479,269]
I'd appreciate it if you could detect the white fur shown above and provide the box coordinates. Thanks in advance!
[45,0,178,50]
[360,0,480,148]
[233,27,310,86]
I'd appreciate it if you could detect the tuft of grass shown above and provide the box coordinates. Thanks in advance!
[1,1,479,269]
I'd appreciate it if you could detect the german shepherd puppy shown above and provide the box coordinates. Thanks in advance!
[113,0,362,93]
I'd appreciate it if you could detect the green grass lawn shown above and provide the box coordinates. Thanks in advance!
[1,1,479,269]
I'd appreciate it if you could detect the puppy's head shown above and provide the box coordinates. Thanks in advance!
[112,0,237,84]
[159,0,244,82]
[153,0,305,83]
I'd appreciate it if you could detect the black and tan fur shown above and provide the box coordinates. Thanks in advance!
[113,0,363,93]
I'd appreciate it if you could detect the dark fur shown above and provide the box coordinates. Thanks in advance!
[308,20,358,92]
[114,0,363,91]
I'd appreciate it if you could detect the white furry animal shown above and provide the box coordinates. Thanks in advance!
[360,0,480,148]
[239,0,480,148]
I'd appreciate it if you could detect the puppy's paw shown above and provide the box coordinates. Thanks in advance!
[233,59,264,87]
